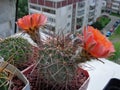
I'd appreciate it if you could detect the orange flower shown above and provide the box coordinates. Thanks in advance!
[17,13,47,31]
[82,26,115,58]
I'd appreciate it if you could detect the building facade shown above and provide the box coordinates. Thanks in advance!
[28,0,102,34]
[111,0,120,14]
[102,0,120,14]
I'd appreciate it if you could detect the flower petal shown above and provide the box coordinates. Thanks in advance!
[17,13,47,31]
[83,26,115,58]
[38,14,47,26]
[17,18,29,30]
[31,13,47,28]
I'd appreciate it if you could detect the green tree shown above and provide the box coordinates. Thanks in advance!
[17,0,28,18]
[91,21,103,30]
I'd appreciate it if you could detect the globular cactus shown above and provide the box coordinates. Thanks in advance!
[37,34,89,90]
[0,37,38,70]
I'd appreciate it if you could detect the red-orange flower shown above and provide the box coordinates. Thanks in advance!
[81,26,115,58]
[17,13,47,31]
[17,13,47,46]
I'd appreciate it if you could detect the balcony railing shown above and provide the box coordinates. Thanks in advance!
[77,9,85,17]
[112,2,119,6]
[89,2,95,7]
[89,6,95,10]
[89,9,95,13]
[112,6,119,10]
[77,2,85,9]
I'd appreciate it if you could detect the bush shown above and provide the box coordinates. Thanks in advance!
[91,16,111,30]
[110,12,120,18]
[91,21,103,30]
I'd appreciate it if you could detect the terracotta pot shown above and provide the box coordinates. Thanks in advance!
[26,67,90,90]
[78,67,90,90]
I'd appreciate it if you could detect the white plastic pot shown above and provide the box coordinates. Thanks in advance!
[0,61,30,90]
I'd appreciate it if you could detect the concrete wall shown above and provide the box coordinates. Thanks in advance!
[0,0,16,38]
[95,0,102,21]
[56,5,72,34]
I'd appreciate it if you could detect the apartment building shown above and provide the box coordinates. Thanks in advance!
[102,0,120,14]
[28,0,102,34]
[87,0,102,25]
[112,0,120,14]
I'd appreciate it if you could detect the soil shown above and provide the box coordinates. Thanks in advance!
[11,76,25,90]
[26,68,38,90]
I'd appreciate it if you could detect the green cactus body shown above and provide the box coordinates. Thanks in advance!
[0,37,36,70]
[37,35,89,90]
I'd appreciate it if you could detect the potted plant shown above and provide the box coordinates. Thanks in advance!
[0,61,30,90]
[37,35,90,90]
[16,13,115,90]
[0,37,39,73]
[17,13,47,47]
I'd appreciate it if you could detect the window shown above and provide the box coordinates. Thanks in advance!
[68,15,71,18]
[30,5,41,10]
[29,12,34,14]
[114,1,120,4]
[68,6,72,10]
[76,17,84,29]
[90,6,95,10]
[112,5,117,8]
[47,17,56,23]
[89,12,95,17]
[88,17,94,22]
[67,23,70,27]
[42,8,56,14]
[45,25,55,32]
[77,10,85,16]
[78,2,85,8]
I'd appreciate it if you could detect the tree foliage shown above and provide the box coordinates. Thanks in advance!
[17,0,28,18]
[91,21,103,30]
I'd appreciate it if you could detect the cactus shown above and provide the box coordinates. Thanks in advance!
[0,37,37,70]
[36,34,89,90]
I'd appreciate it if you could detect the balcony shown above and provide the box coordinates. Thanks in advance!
[76,25,82,30]
[46,0,64,2]
[88,17,94,25]
[112,6,119,11]
[29,8,56,18]
[88,21,93,25]
[88,15,94,19]
[112,2,120,7]
[113,0,120,3]
[89,9,95,13]
[77,1,85,9]
[89,12,95,19]
[46,17,56,27]
[77,9,85,17]
[76,17,83,30]
[84,59,120,90]
[89,6,95,10]
[29,8,41,13]
[89,2,95,7]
